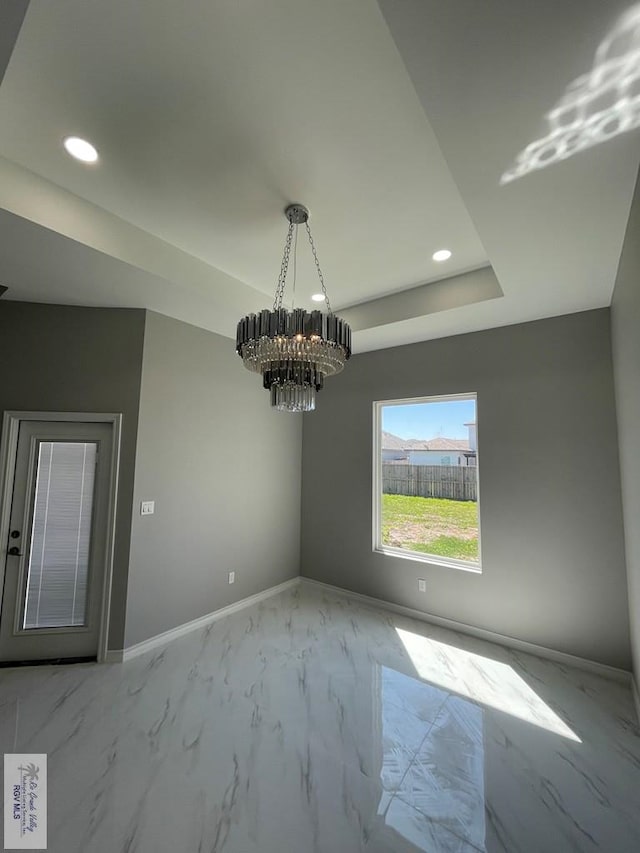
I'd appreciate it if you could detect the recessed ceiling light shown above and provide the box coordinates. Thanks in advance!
[432,249,452,262]
[311,293,325,302]
[63,136,99,163]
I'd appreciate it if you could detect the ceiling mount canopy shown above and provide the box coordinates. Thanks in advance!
[236,204,351,413]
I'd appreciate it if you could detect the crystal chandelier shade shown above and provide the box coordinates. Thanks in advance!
[236,205,351,412]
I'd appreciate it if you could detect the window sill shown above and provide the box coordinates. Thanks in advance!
[374,544,482,574]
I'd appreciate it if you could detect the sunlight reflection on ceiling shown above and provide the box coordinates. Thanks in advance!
[396,627,581,742]
[502,4,640,183]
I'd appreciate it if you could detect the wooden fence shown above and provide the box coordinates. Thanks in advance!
[382,464,477,501]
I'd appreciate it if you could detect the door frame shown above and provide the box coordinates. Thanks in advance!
[0,412,122,663]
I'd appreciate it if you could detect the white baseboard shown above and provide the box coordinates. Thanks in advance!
[632,676,640,725]
[104,573,632,690]
[300,577,632,685]
[104,576,300,663]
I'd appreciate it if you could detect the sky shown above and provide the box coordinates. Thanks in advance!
[382,399,476,440]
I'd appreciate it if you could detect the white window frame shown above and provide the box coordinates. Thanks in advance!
[373,393,482,573]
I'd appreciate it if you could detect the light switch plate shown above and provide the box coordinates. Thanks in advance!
[140,501,155,516]
[418,579,426,592]
[228,572,235,584]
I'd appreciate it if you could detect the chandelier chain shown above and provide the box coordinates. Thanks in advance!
[291,224,298,310]
[272,212,333,315]
[305,221,332,314]
[273,219,295,311]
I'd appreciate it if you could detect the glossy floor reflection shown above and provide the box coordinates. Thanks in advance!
[0,583,639,852]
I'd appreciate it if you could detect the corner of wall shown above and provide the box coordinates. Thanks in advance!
[122,312,302,648]
[610,164,640,698]
[633,676,640,726]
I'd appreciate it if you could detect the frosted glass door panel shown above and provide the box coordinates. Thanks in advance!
[24,442,97,629]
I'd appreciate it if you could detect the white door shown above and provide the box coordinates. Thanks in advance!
[0,420,113,663]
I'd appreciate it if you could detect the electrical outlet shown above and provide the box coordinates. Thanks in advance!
[418,579,426,593]
[228,572,235,584]
[140,501,155,516]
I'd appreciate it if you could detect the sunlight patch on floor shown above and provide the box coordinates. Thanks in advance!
[396,627,581,742]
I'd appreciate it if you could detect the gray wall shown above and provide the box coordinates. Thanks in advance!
[124,311,302,648]
[0,301,145,649]
[301,309,631,669]
[0,1,29,87]
[611,170,640,687]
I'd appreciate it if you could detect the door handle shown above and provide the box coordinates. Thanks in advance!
[7,547,23,557]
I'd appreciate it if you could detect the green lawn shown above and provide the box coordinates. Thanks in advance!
[381,494,479,562]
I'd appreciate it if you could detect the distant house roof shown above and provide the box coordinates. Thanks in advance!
[381,431,407,450]
[381,431,470,452]
[417,437,470,451]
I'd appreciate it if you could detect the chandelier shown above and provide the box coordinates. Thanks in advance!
[236,204,351,412]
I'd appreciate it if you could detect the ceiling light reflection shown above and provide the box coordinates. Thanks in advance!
[432,249,452,261]
[63,136,99,163]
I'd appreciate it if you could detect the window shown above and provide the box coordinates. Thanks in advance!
[373,393,481,571]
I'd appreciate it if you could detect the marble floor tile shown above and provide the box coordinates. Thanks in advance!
[395,695,486,848]
[0,583,639,852]
[367,796,482,852]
